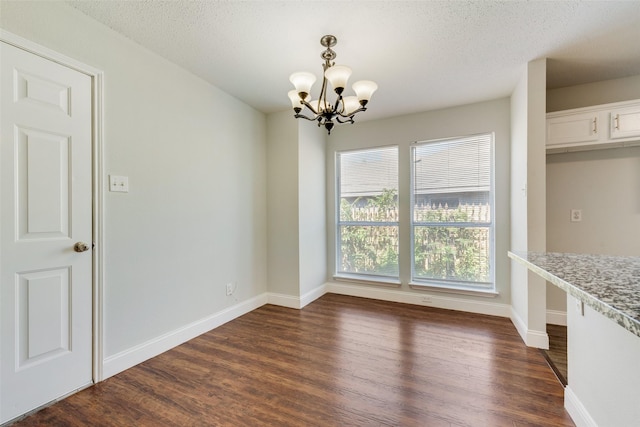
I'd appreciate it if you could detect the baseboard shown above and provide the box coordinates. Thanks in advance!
[547,309,567,326]
[300,283,327,308]
[510,307,549,349]
[565,386,598,427]
[267,283,327,309]
[102,293,268,379]
[268,281,511,318]
[326,281,511,318]
[101,284,548,380]
[266,292,301,309]
[510,307,528,343]
[526,329,550,349]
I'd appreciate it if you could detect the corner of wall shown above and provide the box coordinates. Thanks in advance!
[266,111,301,296]
[267,283,327,309]
[508,58,549,345]
[510,305,549,349]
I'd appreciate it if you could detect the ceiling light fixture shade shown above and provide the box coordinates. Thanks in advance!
[288,35,377,135]
[324,65,352,94]
[342,96,360,116]
[289,72,317,100]
[352,80,378,106]
[288,90,302,112]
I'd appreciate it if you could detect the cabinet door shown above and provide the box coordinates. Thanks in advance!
[546,112,600,147]
[609,105,640,140]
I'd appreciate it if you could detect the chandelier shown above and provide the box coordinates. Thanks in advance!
[288,35,378,135]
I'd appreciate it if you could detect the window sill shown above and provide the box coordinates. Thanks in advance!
[409,282,499,298]
[333,274,401,288]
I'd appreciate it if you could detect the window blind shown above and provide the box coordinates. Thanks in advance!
[336,146,399,279]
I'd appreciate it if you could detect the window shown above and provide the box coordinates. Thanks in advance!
[411,133,494,290]
[336,146,399,280]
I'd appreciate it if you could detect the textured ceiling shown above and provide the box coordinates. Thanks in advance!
[66,1,640,121]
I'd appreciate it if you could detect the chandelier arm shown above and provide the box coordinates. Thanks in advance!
[300,99,319,115]
[335,116,355,124]
[333,95,343,114]
[319,77,330,113]
[294,113,319,122]
[336,106,366,119]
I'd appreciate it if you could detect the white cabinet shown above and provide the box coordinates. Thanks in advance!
[609,104,640,140]
[547,112,599,146]
[546,100,640,152]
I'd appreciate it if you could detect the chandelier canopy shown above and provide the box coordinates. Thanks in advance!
[288,35,378,135]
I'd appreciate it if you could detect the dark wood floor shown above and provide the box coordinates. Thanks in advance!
[12,294,574,426]
[542,324,568,386]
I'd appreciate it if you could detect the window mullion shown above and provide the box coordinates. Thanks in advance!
[339,221,399,227]
[413,222,491,228]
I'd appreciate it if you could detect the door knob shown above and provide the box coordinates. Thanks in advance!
[74,242,90,253]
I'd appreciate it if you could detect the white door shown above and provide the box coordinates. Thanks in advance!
[0,41,93,423]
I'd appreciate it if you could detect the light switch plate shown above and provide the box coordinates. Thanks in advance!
[109,175,129,193]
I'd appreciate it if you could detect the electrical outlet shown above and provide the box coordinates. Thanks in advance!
[421,296,432,304]
[226,283,233,296]
[575,299,584,316]
[570,209,582,222]
[109,175,129,193]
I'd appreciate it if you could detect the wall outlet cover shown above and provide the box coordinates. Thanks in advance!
[109,175,129,192]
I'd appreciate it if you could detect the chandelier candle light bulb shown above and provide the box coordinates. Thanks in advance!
[288,35,377,134]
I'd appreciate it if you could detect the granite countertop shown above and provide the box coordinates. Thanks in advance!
[508,251,640,338]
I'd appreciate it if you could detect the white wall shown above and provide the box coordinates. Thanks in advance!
[509,59,548,348]
[265,114,327,304]
[510,68,530,325]
[547,147,640,256]
[565,295,640,426]
[546,146,640,313]
[526,59,548,340]
[545,75,640,313]
[266,111,300,296]
[547,74,640,112]
[1,1,267,365]
[298,121,327,296]
[325,98,512,311]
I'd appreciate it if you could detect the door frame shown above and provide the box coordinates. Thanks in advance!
[0,30,105,382]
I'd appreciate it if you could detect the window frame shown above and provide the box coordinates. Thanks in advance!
[334,145,400,283]
[409,133,496,293]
